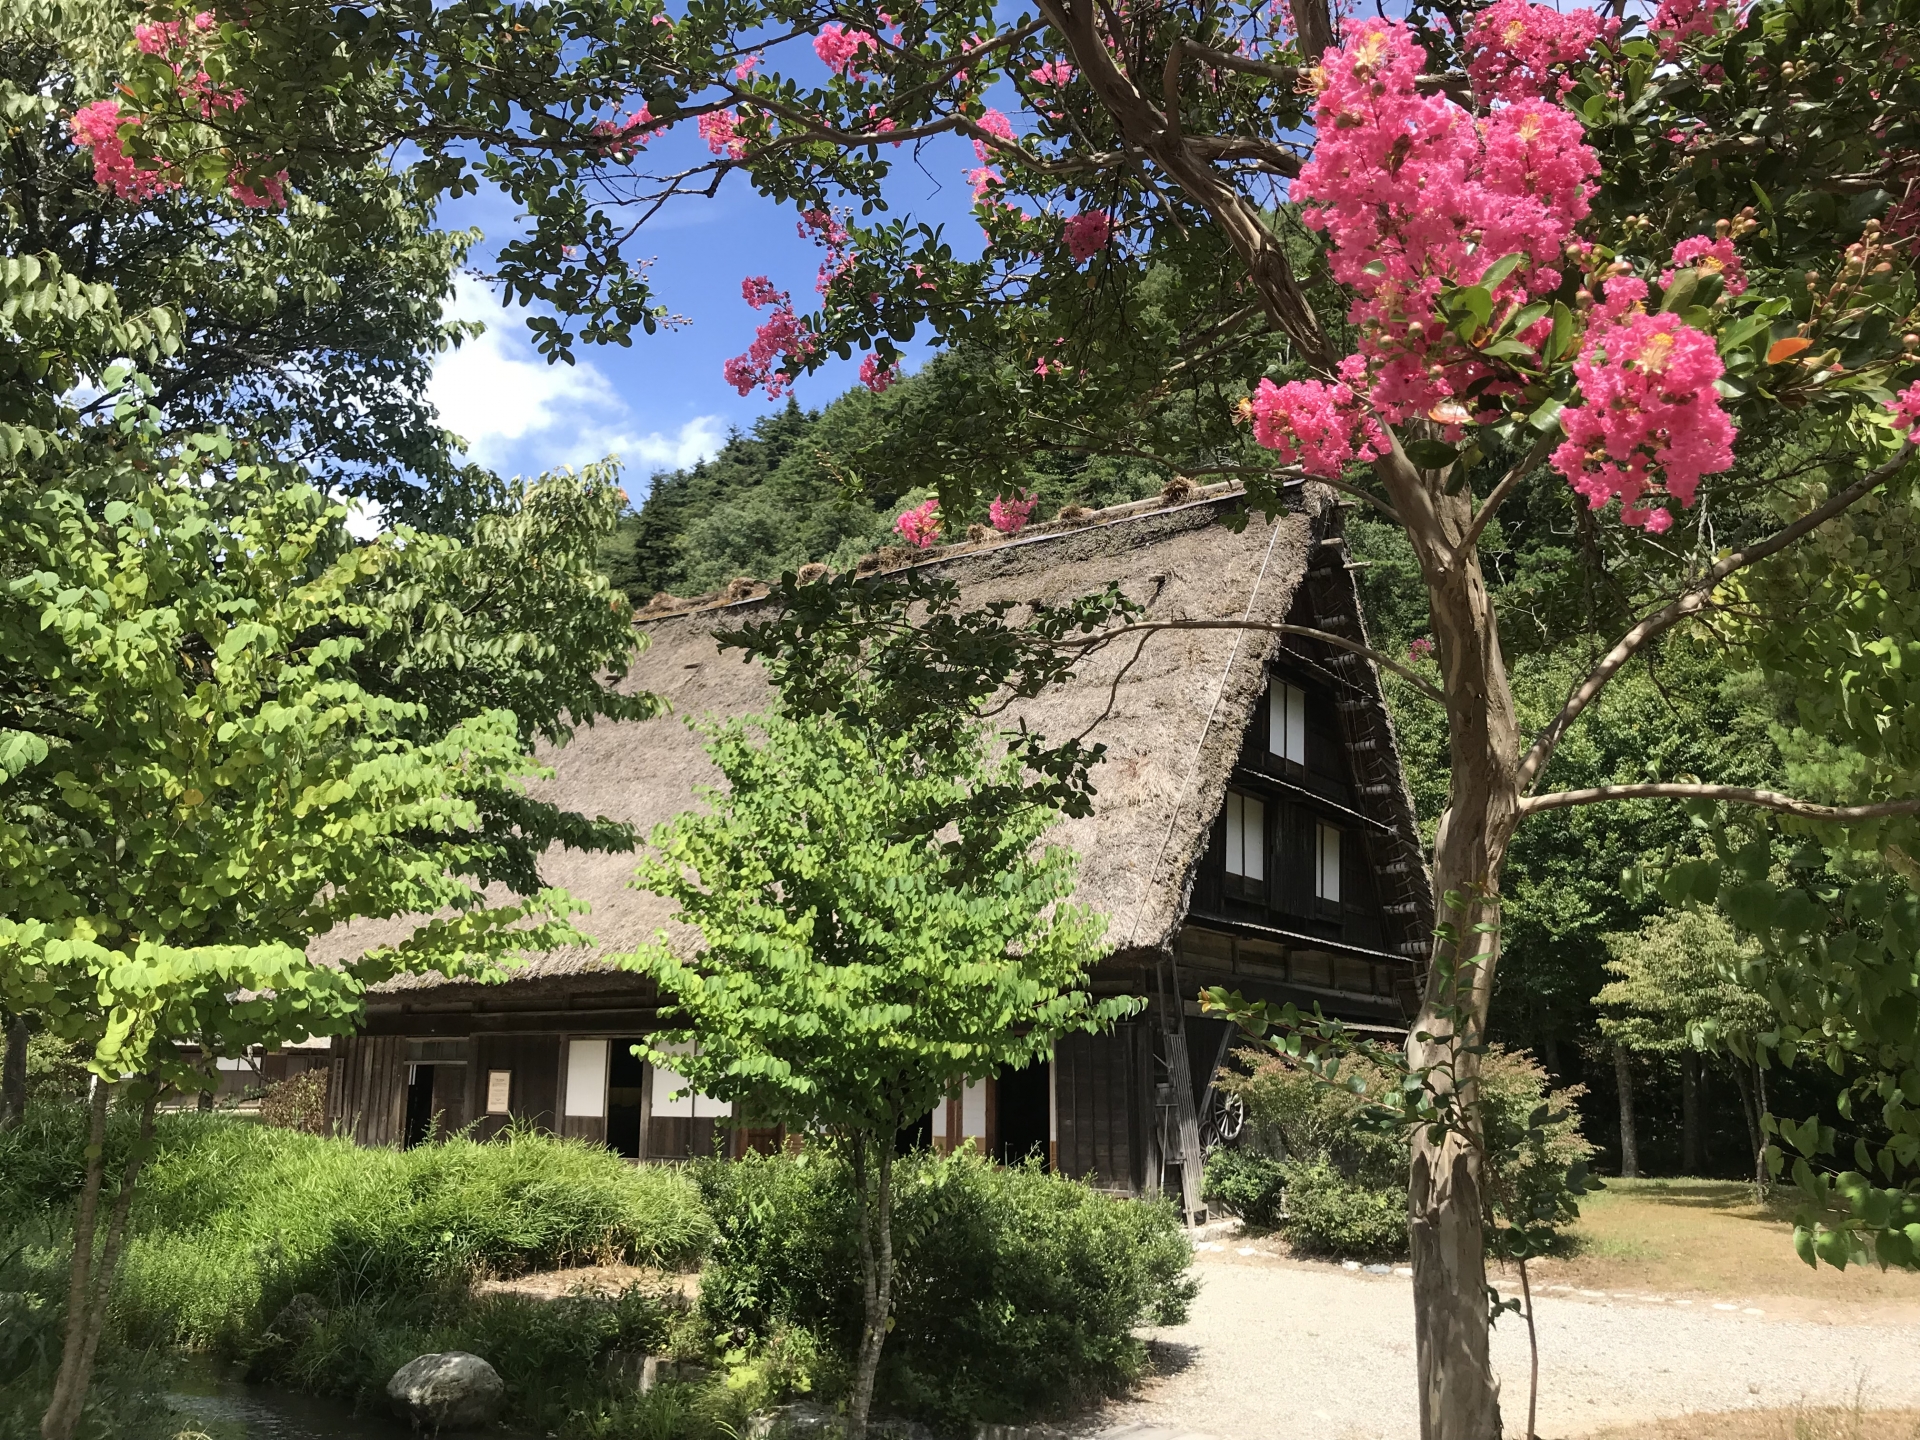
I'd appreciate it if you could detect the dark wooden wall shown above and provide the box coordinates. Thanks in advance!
[328,1036,407,1147]
[471,1035,561,1141]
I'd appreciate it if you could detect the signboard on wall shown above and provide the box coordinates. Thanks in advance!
[485,1069,512,1115]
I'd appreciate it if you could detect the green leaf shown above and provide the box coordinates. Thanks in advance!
[1404,439,1461,470]
[1477,254,1528,292]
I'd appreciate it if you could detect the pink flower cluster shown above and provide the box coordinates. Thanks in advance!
[722,276,816,398]
[698,109,747,159]
[815,24,880,78]
[1249,371,1388,478]
[1661,234,1747,296]
[134,11,213,54]
[1550,277,1734,532]
[1409,637,1435,662]
[1291,21,1601,431]
[1651,0,1729,54]
[1030,60,1075,85]
[1889,381,1920,442]
[591,103,658,161]
[1063,209,1111,264]
[894,498,942,548]
[1463,0,1616,101]
[799,206,856,297]
[70,100,176,201]
[988,491,1037,534]
[859,353,897,393]
[972,107,1014,160]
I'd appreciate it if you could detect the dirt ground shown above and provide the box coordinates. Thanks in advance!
[1080,1227,1920,1440]
[1581,1406,1920,1440]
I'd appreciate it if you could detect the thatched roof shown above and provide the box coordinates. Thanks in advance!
[326,481,1431,994]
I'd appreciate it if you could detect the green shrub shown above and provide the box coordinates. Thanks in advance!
[1278,1160,1407,1259]
[1213,1044,1592,1260]
[1200,1147,1288,1228]
[694,1147,1195,1432]
[110,1114,712,1348]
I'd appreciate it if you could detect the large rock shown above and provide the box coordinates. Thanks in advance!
[387,1351,505,1432]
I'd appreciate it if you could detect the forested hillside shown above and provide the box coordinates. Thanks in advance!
[598,350,1171,602]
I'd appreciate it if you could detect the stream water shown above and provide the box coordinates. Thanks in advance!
[163,1358,536,1440]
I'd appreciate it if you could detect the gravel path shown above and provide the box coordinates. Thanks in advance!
[1081,1247,1920,1440]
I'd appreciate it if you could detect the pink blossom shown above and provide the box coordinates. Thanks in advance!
[1550,283,1734,531]
[591,103,658,160]
[1292,21,1600,430]
[1662,234,1747,296]
[966,165,1001,199]
[988,491,1037,534]
[1030,59,1076,85]
[68,99,178,200]
[971,107,1014,161]
[1247,375,1388,478]
[723,280,816,398]
[734,55,759,79]
[815,24,880,77]
[134,12,213,55]
[859,353,897,393]
[1464,0,1616,101]
[1063,209,1111,264]
[1889,382,1920,442]
[228,168,288,209]
[698,108,747,160]
[894,498,942,548]
[1409,637,1435,661]
[1651,0,1729,54]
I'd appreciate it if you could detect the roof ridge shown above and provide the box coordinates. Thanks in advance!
[633,478,1290,623]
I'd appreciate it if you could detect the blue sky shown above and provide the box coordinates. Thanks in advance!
[425,111,988,500]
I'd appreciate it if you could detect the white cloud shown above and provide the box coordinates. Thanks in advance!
[427,279,724,480]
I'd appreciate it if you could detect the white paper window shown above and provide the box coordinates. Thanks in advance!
[1269,681,1307,764]
[564,1038,609,1118]
[1316,823,1342,903]
[647,1039,733,1119]
[961,1079,988,1139]
[1225,792,1265,880]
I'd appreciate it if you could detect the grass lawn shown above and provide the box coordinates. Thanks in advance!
[1581,1404,1920,1439]
[1516,1178,1920,1309]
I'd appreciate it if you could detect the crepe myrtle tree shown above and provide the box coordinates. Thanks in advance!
[101,0,1920,1432]
[630,571,1139,1440]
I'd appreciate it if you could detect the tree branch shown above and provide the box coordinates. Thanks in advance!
[1449,431,1555,569]
[1516,443,1915,792]
[1518,784,1920,824]
[1055,619,1443,702]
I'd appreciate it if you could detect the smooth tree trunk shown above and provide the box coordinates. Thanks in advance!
[1681,1053,1702,1175]
[847,1133,897,1440]
[1614,1045,1640,1179]
[41,1083,158,1440]
[2,1012,26,1127]
[1380,446,1521,1440]
[1730,1061,1768,1191]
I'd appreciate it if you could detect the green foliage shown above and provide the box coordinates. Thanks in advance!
[1279,1161,1408,1261]
[0,457,632,1086]
[0,1107,712,1351]
[1207,1042,1593,1261]
[694,1148,1195,1428]
[634,707,1117,1141]
[1597,909,1774,1057]
[1198,1147,1288,1229]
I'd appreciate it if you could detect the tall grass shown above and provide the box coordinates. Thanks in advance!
[0,1104,712,1351]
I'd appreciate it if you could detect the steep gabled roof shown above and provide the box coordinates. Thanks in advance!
[325,482,1431,992]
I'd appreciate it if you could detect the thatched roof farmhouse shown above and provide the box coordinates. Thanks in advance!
[323,481,1433,1217]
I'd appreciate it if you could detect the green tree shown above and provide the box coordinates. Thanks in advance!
[112,0,1920,1430]
[630,572,1138,1439]
[1597,909,1775,1180]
